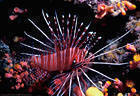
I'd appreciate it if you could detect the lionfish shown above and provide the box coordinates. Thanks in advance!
[20,9,136,96]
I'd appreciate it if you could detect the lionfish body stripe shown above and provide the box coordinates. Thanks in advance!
[31,48,87,71]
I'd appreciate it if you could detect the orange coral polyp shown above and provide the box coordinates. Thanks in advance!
[131,88,136,93]
[126,44,136,52]
[126,80,135,88]
[103,88,108,92]
[122,1,136,10]
[114,78,122,85]
[103,81,111,88]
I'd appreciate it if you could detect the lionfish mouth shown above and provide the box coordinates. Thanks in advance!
[71,62,84,70]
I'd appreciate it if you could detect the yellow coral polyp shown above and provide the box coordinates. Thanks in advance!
[86,87,104,96]
[115,78,119,82]
[133,54,140,62]
[132,5,136,9]
[106,81,111,85]
[117,93,123,96]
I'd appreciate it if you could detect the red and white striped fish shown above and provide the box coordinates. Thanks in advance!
[20,9,134,96]
[21,10,93,72]
[20,10,97,95]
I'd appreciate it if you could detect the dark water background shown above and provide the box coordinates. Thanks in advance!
[0,0,139,95]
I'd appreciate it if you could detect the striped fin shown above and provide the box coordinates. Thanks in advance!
[24,31,54,51]
[69,15,77,47]
[71,22,84,47]
[42,9,59,41]
[42,9,63,52]
[55,11,63,36]
[28,18,54,44]
[20,43,49,53]
[74,23,91,47]
[53,16,63,51]
[66,14,71,47]
[61,14,66,49]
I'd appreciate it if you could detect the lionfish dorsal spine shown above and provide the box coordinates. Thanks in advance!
[24,31,54,51]
[75,23,90,48]
[42,10,63,52]
[73,16,78,40]
[71,22,83,47]
[61,14,66,43]
[55,11,63,37]
[20,18,56,54]
[69,15,76,45]
[66,13,71,41]
[20,42,49,53]
[28,18,54,44]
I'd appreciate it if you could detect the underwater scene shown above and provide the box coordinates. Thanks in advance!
[1,0,140,95]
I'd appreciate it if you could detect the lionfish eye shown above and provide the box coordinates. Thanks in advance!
[73,59,76,64]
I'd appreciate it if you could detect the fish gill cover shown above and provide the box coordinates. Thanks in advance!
[1,0,140,96]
